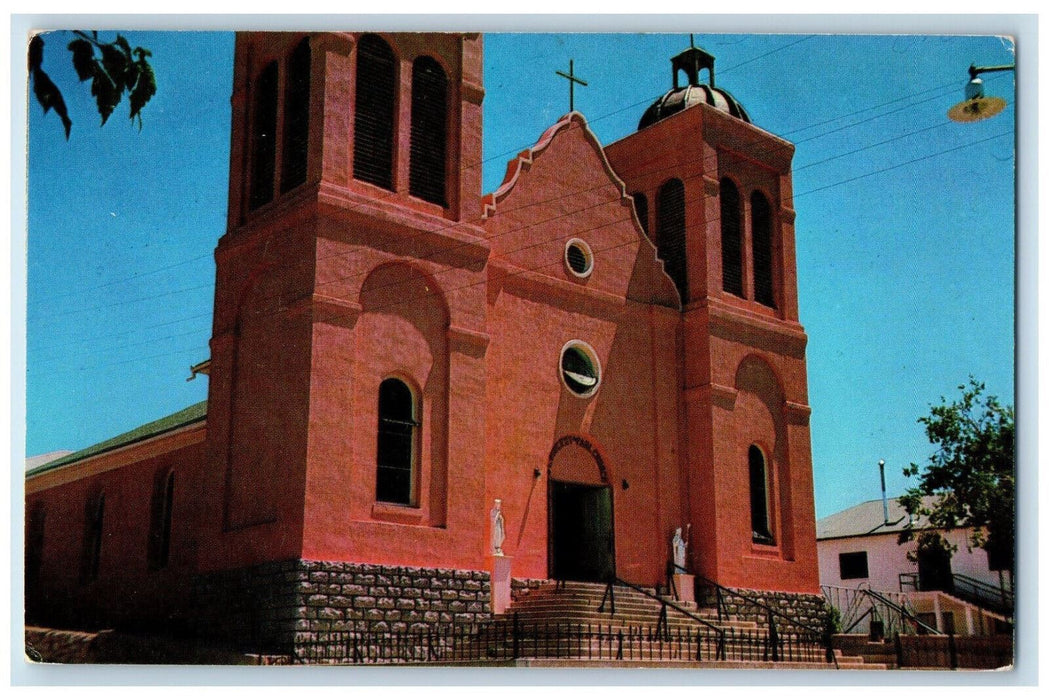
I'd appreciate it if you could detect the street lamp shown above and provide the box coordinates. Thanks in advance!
[947,63,1015,123]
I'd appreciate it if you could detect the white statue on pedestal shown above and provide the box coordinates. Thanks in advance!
[672,525,690,573]
[490,499,506,556]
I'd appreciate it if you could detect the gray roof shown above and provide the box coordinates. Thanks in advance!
[816,496,936,540]
[26,401,207,478]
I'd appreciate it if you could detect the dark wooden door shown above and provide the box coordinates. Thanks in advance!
[549,481,614,582]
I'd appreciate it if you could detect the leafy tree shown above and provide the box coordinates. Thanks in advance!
[898,378,1015,577]
[29,31,156,139]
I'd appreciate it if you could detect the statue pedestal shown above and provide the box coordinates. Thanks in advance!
[672,573,695,603]
[489,554,512,614]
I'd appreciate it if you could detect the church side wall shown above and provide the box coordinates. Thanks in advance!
[25,437,207,633]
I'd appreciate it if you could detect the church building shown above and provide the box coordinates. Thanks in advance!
[26,31,820,653]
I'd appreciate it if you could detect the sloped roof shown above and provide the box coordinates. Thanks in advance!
[816,496,937,540]
[26,400,208,478]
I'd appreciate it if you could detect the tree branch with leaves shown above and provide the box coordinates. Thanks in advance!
[29,31,156,139]
[898,377,1015,576]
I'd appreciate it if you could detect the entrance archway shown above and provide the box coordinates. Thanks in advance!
[547,435,615,582]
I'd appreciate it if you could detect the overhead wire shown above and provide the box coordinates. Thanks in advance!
[27,37,1015,376]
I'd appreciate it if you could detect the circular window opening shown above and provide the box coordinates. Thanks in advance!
[564,239,594,278]
[560,341,601,397]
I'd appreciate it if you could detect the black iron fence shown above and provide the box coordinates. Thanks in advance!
[894,633,1013,670]
[292,616,834,665]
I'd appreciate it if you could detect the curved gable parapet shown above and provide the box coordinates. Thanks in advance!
[481,112,679,308]
[483,112,639,222]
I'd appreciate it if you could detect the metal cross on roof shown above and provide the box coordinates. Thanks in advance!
[555,59,588,113]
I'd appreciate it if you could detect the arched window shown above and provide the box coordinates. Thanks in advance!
[281,37,311,194]
[409,56,448,206]
[82,493,105,583]
[376,378,418,505]
[751,191,775,308]
[354,34,396,190]
[748,446,774,544]
[720,178,743,297]
[148,470,176,570]
[249,61,279,210]
[632,192,649,234]
[656,178,688,302]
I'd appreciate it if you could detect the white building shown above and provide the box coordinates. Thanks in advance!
[817,497,1011,637]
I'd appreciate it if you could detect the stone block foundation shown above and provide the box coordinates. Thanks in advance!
[192,559,491,655]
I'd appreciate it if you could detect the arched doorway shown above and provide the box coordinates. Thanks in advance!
[547,436,615,583]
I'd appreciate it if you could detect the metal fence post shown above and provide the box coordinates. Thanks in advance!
[512,612,520,660]
[894,633,903,669]
[948,633,958,670]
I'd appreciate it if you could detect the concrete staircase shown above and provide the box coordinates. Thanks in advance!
[488,581,885,669]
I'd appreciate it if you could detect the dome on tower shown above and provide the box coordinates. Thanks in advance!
[638,43,751,129]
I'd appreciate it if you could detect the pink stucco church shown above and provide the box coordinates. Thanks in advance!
[27,32,822,653]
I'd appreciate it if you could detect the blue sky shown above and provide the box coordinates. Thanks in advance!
[22,26,1020,519]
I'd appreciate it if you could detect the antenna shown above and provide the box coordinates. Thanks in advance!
[879,460,890,526]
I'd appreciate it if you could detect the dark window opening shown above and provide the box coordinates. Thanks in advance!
[656,179,688,303]
[281,37,311,194]
[566,242,590,276]
[632,192,649,234]
[751,191,775,308]
[249,61,279,210]
[354,34,396,190]
[81,493,105,583]
[377,378,417,505]
[748,445,774,544]
[148,471,175,571]
[409,56,448,206]
[561,343,600,396]
[720,178,743,297]
[839,551,870,580]
[26,502,46,591]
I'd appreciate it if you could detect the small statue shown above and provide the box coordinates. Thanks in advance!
[490,499,506,556]
[672,525,690,573]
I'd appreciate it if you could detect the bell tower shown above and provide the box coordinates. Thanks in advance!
[605,42,819,594]
[200,32,491,573]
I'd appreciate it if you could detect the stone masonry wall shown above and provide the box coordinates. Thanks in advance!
[192,559,491,655]
[696,587,830,636]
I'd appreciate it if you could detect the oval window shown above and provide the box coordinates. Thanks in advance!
[564,239,594,278]
[560,341,601,397]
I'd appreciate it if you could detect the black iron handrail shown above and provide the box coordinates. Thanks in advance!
[863,587,942,635]
[696,574,823,636]
[696,573,838,668]
[951,573,1013,616]
[612,577,726,636]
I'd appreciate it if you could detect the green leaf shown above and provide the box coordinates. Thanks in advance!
[90,68,121,125]
[128,57,156,126]
[28,35,44,72]
[31,66,72,139]
[67,38,96,81]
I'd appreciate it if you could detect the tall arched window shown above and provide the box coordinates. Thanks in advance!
[82,493,105,583]
[656,178,688,302]
[748,446,774,544]
[720,178,743,297]
[409,56,448,206]
[632,192,649,234]
[751,191,775,308]
[148,470,176,570]
[249,61,279,210]
[280,37,311,194]
[354,34,396,190]
[376,378,418,505]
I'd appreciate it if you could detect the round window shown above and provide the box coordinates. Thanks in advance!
[560,341,601,397]
[564,239,594,278]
